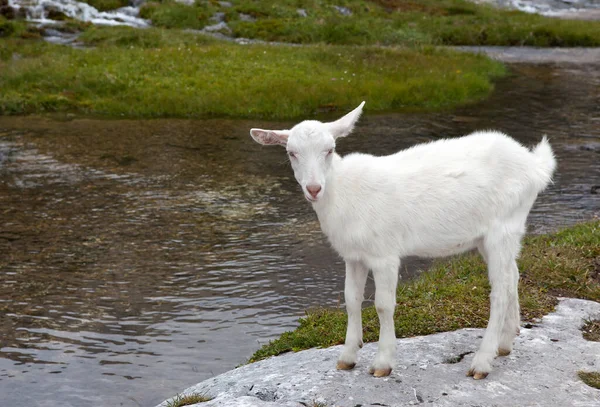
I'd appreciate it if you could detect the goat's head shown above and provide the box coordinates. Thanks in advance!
[250,101,365,203]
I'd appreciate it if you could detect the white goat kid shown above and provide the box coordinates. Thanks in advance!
[250,102,556,380]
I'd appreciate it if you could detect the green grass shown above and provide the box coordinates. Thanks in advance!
[0,16,42,39]
[165,393,212,407]
[140,1,215,30]
[139,0,600,47]
[0,26,505,119]
[578,371,600,390]
[250,221,600,362]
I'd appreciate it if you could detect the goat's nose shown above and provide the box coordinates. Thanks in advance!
[306,184,322,199]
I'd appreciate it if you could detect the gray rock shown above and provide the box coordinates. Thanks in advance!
[217,1,232,8]
[157,298,600,407]
[201,21,231,33]
[239,13,255,22]
[333,5,352,16]
[210,12,226,23]
[297,8,307,17]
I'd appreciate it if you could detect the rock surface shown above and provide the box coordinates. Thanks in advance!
[157,298,600,407]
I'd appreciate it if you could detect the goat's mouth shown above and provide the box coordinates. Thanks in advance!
[305,195,319,203]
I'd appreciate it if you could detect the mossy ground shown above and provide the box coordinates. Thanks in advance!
[250,221,600,362]
[140,0,600,47]
[0,24,505,119]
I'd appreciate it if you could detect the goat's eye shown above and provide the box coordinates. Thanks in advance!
[288,151,297,158]
[326,148,334,156]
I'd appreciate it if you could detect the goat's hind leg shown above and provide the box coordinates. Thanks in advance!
[468,227,522,379]
[478,237,521,358]
[497,259,520,356]
[337,260,369,370]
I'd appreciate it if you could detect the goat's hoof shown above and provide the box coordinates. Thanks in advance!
[466,368,488,380]
[336,360,356,370]
[473,372,489,380]
[368,366,392,377]
[373,368,392,377]
[497,348,511,357]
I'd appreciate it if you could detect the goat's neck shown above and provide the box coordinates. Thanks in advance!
[311,153,341,215]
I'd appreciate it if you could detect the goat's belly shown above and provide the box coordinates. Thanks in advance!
[324,230,389,261]
[409,238,479,258]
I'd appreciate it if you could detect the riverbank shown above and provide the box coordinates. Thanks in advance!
[0,24,506,119]
[251,221,600,362]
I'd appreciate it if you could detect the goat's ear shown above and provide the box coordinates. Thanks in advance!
[325,101,365,139]
[250,129,290,146]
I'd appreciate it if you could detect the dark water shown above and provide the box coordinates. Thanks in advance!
[0,63,599,407]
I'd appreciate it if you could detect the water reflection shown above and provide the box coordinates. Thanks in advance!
[0,63,599,407]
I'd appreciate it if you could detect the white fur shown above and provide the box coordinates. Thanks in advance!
[250,102,557,378]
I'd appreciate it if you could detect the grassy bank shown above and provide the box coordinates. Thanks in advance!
[137,0,600,47]
[250,220,600,362]
[0,25,505,119]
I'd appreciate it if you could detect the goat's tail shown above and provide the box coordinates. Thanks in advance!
[531,136,557,192]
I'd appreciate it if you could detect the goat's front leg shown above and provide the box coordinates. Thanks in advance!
[368,258,399,377]
[337,260,369,371]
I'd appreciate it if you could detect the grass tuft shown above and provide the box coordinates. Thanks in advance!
[582,319,600,342]
[0,17,42,39]
[140,1,215,30]
[578,371,600,390]
[165,392,212,407]
[78,0,129,12]
[250,221,600,362]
